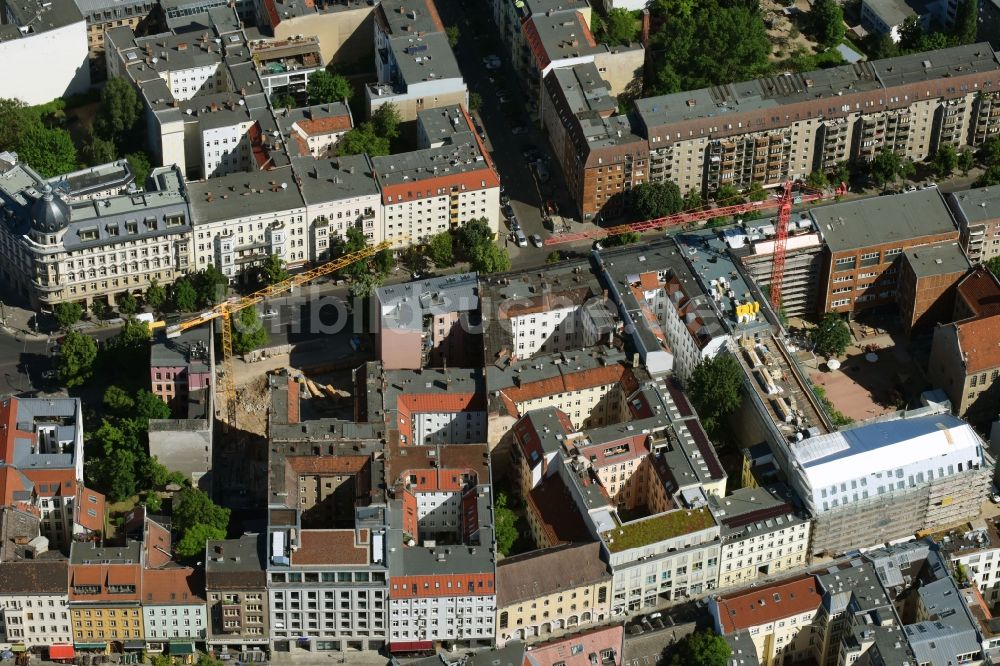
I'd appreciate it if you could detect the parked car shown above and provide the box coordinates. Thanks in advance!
[514,229,528,247]
[530,234,543,248]
[923,181,938,189]
[903,185,918,193]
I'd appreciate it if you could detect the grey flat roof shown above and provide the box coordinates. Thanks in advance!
[291,155,378,204]
[6,0,83,32]
[48,160,135,197]
[205,533,267,581]
[376,272,479,332]
[417,105,474,146]
[389,32,462,84]
[75,0,152,14]
[527,10,604,64]
[636,43,1000,131]
[708,484,806,540]
[151,326,211,370]
[902,241,969,278]
[811,189,957,253]
[187,166,305,224]
[371,133,490,188]
[377,0,442,37]
[862,0,934,27]
[70,540,143,564]
[551,63,617,117]
[178,92,252,129]
[947,186,1000,226]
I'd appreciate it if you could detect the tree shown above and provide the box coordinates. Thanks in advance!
[951,0,978,45]
[16,125,77,177]
[457,218,495,260]
[428,231,455,267]
[646,0,770,95]
[933,143,958,178]
[599,8,640,46]
[91,300,110,322]
[98,451,138,502]
[373,248,394,277]
[53,302,83,330]
[103,385,135,414]
[603,231,641,247]
[870,149,903,187]
[177,523,227,558]
[145,279,166,312]
[348,272,383,299]
[832,161,852,186]
[171,279,198,312]
[371,103,401,141]
[958,149,975,176]
[809,0,845,47]
[0,98,35,152]
[682,188,703,211]
[125,151,152,189]
[714,184,742,205]
[136,389,171,420]
[862,32,898,60]
[747,181,767,202]
[546,251,562,264]
[173,486,231,533]
[445,25,460,48]
[231,307,269,354]
[261,254,289,285]
[336,122,390,157]
[806,170,828,189]
[975,165,1000,188]
[470,243,511,273]
[686,354,744,435]
[58,330,97,387]
[664,630,731,666]
[117,292,139,316]
[137,455,170,490]
[980,136,1000,167]
[631,181,683,219]
[307,70,352,105]
[493,492,518,556]
[811,313,852,357]
[94,78,144,141]
[83,133,116,166]
[272,93,296,110]
[469,92,482,113]
[984,256,1000,282]
[193,266,228,307]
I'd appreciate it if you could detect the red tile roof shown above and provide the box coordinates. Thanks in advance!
[715,575,822,634]
[0,466,29,505]
[957,314,1000,373]
[75,487,104,534]
[957,266,1000,317]
[502,365,627,404]
[575,434,649,468]
[525,624,623,666]
[21,468,75,497]
[297,115,352,136]
[69,563,142,602]
[144,517,172,569]
[526,474,593,546]
[287,455,368,475]
[292,529,370,565]
[391,573,494,599]
[398,393,485,414]
[142,567,204,604]
[379,168,500,205]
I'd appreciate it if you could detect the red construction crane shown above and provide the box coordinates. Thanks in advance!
[769,181,795,312]
[543,181,835,250]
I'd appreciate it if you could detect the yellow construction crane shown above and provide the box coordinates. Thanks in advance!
[163,241,391,427]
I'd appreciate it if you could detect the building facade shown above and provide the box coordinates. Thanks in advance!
[68,542,145,652]
[0,561,72,649]
[948,187,1000,264]
[204,534,270,662]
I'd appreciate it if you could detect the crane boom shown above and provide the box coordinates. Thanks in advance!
[543,182,830,246]
[163,240,392,428]
[769,182,794,313]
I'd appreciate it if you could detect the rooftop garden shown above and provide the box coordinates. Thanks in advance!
[602,506,715,553]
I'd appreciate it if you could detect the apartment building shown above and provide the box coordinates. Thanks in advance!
[48,160,137,202]
[249,36,324,98]
[480,257,614,364]
[368,0,467,122]
[0,560,72,650]
[600,240,731,379]
[277,103,353,158]
[253,0,373,66]
[204,534,270,662]
[68,541,145,653]
[929,308,1000,424]
[710,575,824,666]
[708,486,810,590]
[0,155,192,310]
[897,240,970,335]
[943,521,1000,607]
[294,154,383,259]
[374,272,480,370]
[541,63,648,221]
[811,189,960,316]
[187,166,308,277]
[495,542,611,646]
[861,0,963,42]
[948,186,1000,264]
[384,441,497,651]
[0,396,107,550]
[75,0,155,67]
[492,350,641,432]
[150,326,212,406]
[141,567,207,655]
[372,106,500,248]
[0,0,90,105]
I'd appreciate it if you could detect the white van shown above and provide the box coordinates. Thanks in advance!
[514,229,528,247]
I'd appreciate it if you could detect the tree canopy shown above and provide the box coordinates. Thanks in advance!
[57,330,97,387]
[336,122,390,157]
[177,523,227,558]
[95,78,144,139]
[493,491,518,556]
[811,313,852,357]
[603,231,641,247]
[470,242,511,274]
[631,181,683,219]
[428,231,455,267]
[664,630,731,666]
[808,0,845,47]
[594,8,640,46]
[53,302,83,330]
[933,143,958,178]
[306,70,353,105]
[261,254,290,286]
[126,151,152,189]
[231,307,269,355]
[686,354,744,435]
[117,292,139,316]
[145,279,167,312]
[372,103,401,141]
[646,0,770,96]
[17,125,78,178]
[173,486,230,534]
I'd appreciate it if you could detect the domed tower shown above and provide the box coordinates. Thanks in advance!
[30,184,70,243]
